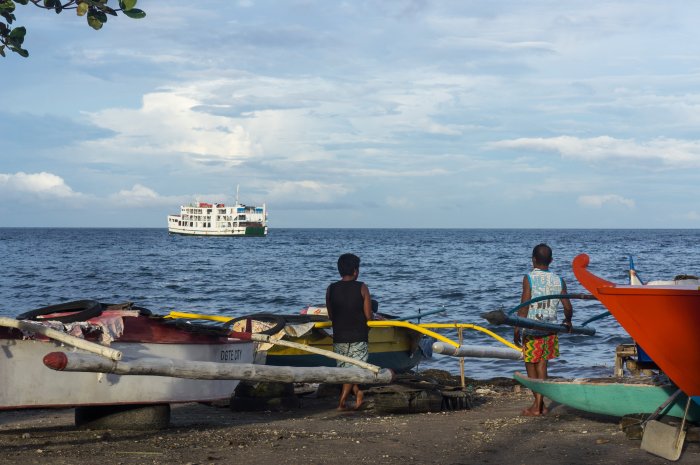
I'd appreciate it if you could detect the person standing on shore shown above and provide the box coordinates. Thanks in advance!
[514,243,573,416]
[326,253,374,411]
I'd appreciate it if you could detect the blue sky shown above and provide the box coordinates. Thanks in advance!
[2,1,700,228]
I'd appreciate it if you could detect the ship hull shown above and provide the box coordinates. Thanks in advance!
[514,371,700,421]
[168,225,267,237]
[573,254,700,397]
[0,312,255,409]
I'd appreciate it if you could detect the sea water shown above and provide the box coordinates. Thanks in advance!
[1,228,697,379]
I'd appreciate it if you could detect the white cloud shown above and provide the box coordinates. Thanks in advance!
[0,172,82,199]
[266,181,351,203]
[683,211,700,221]
[81,92,258,165]
[108,184,184,207]
[577,194,635,209]
[490,136,700,167]
[385,196,414,209]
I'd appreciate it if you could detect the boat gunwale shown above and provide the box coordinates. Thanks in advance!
[514,372,675,388]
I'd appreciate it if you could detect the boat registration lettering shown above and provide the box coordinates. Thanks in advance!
[220,349,243,362]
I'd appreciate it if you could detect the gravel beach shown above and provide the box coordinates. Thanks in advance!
[1,375,698,465]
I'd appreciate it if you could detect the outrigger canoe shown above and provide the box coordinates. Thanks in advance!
[264,324,425,372]
[573,254,700,397]
[168,309,522,372]
[0,301,254,409]
[514,371,700,421]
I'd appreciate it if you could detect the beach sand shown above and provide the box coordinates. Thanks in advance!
[0,378,698,465]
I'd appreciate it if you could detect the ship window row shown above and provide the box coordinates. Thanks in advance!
[177,220,261,228]
[181,215,257,222]
[184,208,250,215]
[178,222,212,228]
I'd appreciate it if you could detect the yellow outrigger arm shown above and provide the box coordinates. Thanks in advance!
[166,311,520,352]
[168,311,230,323]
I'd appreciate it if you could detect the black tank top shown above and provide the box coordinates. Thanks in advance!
[328,280,369,343]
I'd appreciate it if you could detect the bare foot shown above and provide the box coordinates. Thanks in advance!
[353,391,364,410]
[521,408,541,417]
[337,403,348,411]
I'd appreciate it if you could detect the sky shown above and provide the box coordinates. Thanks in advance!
[2,1,700,228]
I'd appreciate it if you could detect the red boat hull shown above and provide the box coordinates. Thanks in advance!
[573,254,700,397]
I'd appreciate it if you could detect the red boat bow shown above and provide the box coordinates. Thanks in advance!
[573,253,700,397]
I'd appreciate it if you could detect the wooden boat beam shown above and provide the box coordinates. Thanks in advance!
[480,309,597,336]
[43,352,394,385]
[232,331,381,373]
[432,342,522,360]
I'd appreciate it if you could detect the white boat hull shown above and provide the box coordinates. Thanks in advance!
[0,338,255,409]
[167,224,267,237]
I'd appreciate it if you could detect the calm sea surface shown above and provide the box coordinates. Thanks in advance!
[1,228,697,379]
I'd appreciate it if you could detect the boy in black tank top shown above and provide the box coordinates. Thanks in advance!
[326,253,373,410]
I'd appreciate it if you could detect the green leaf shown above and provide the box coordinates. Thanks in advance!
[44,0,56,8]
[0,45,5,57]
[8,25,25,40]
[94,9,107,22]
[104,5,117,16]
[0,12,14,25]
[119,0,136,11]
[76,2,87,16]
[54,1,62,13]
[122,8,145,19]
[9,43,27,57]
[86,13,103,30]
[15,0,28,4]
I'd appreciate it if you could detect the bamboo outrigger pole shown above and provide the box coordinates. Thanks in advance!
[481,309,596,336]
[432,342,522,360]
[230,331,381,373]
[42,352,394,385]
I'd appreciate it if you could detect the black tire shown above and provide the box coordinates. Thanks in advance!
[17,300,103,323]
[372,387,443,414]
[75,404,170,430]
[393,373,440,390]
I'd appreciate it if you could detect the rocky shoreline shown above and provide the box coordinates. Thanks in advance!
[0,374,698,465]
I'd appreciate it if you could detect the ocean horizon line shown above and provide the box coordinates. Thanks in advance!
[1,226,698,231]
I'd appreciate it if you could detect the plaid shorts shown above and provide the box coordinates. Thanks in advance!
[333,342,369,368]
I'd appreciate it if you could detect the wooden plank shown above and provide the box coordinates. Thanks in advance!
[43,352,394,385]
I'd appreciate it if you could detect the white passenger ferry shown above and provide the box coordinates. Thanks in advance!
[167,190,267,237]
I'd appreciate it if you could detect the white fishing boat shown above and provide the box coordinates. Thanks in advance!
[167,187,267,237]
[0,301,255,409]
